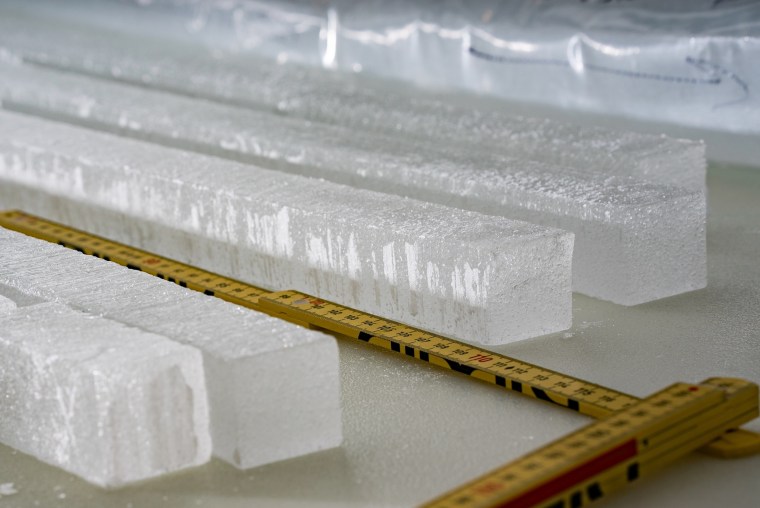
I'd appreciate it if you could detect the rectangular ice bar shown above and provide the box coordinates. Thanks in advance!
[0,111,573,344]
[0,227,343,470]
[0,9,705,191]
[0,62,705,304]
[0,300,210,487]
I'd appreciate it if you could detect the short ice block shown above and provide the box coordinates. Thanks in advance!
[0,111,573,344]
[0,301,210,487]
[0,227,343,469]
[0,62,702,305]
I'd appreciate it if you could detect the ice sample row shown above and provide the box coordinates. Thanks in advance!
[0,296,210,488]
[0,62,706,305]
[0,8,705,191]
[0,111,573,345]
[0,226,343,472]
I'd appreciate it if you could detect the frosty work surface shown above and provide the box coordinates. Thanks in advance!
[0,300,210,488]
[0,228,343,470]
[0,60,703,305]
[0,5,705,192]
[0,111,573,345]
[0,164,756,508]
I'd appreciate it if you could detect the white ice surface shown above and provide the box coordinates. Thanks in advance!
[0,300,210,488]
[0,110,573,344]
[0,229,343,470]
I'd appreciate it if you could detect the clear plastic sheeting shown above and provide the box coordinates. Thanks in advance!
[22,0,756,166]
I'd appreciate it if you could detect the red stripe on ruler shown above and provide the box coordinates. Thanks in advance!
[497,439,638,508]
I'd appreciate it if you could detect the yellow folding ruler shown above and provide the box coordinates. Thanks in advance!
[424,378,758,508]
[2,210,758,507]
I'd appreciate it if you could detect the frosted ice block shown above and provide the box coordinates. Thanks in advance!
[0,10,705,191]
[0,227,343,469]
[0,301,210,487]
[0,63,704,304]
[0,111,572,344]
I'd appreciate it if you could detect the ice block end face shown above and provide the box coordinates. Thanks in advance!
[206,333,343,470]
[571,190,707,306]
[478,230,574,345]
[0,303,211,488]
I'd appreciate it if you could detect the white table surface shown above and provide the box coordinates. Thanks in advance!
[0,162,758,507]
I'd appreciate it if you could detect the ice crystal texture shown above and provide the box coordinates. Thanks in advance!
[0,294,17,314]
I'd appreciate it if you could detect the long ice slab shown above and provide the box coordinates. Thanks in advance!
[0,227,343,469]
[0,9,705,191]
[0,111,572,344]
[0,62,704,304]
[0,299,210,487]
